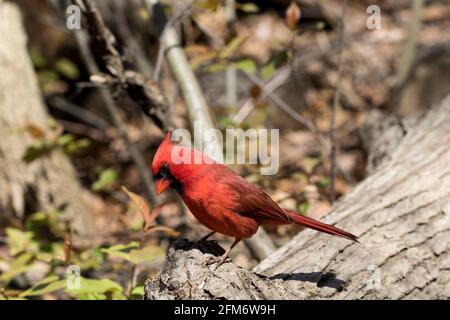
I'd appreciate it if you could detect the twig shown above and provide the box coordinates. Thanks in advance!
[48,95,110,130]
[149,0,198,82]
[225,0,237,111]
[329,0,348,203]
[127,264,141,298]
[73,26,158,205]
[395,0,424,89]
[148,0,219,155]
[58,119,109,142]
[113,1,154,77]
[243,72,354,186]
[74,0,171,131]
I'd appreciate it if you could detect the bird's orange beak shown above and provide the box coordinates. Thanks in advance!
[155,178,171,196]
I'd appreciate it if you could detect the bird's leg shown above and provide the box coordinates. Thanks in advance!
[199,231,216,242]
[206,238,241,266]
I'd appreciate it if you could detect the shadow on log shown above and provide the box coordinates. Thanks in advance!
[145,95,450,299]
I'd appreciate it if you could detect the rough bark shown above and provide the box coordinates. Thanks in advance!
[145,94,450,299]
[0,2,93,235]
[360,110,418,175]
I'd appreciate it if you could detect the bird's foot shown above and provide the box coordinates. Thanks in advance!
[205,254,228,266]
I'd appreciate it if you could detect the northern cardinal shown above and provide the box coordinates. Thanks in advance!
[152,131,358,264]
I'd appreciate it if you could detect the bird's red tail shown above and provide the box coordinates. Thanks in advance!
[284,209,358,242]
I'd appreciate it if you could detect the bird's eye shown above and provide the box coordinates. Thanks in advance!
[154,163,170,180]
[154,171,162,179]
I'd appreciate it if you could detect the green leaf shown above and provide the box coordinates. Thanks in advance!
[131,285,144,296]
[190,51,218,70]
[22,139,55,163]
[0,297,27,300]
[101,242,139,262]
[237,3,259,13]
[302,157,321,174]
[6,228,39,255]
[206,62,226,73]
[10,252,35,268]
[218,116,235,128]
[1,252,35,284]
[57,134,74,146]
[26,211,64,238]
[261,61,276,80]
[0,265,32,284]
[39,70,60,82]
[20,276,66,297]
[261,51,288,80]
[129,246,165,264]
[298,201,309,215]
[66,277,123,296]
[75,293,107,300]
[234,59,256,74]
[75,248,104,270]
[316,21,327,30]
[218,36,247,59]
[193,0,221,10]
[317,176,330,188]
[63,138,91,155]
[54,58,80,80]
[91,168,118,192]
[101,243,164,264]
[30,47,47,68]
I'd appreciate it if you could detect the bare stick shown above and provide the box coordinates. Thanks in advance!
[225,0,237,111]
[74,0,171,131]
[150,0,198,82]
[73,27,158,205]
[243,72,354,186]
[48,95,110,130]
[329,0,348,203]
[395,0,424,88]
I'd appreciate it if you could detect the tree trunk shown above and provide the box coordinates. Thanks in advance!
[145,95,450,299]
[0,2,93,235]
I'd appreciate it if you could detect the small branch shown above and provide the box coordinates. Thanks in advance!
[48,95,110,130]
[243,72,354,186]
[395,0,424,89]
[329,0,347,203]
[74,0,171,131]
[150,0,198,82]
[73,25,158,205]
[113,1,154,77]
[147,0,219,156]
[225,0,237,111]
[58,119,109,142]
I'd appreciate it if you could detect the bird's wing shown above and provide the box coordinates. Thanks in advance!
[222,173,291,223]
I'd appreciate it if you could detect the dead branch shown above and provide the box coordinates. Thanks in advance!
[74,0,171,131]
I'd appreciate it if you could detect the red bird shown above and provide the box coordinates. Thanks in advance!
[152,131,358,264]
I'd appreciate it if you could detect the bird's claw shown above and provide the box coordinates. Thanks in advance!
[205,255,227,266]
